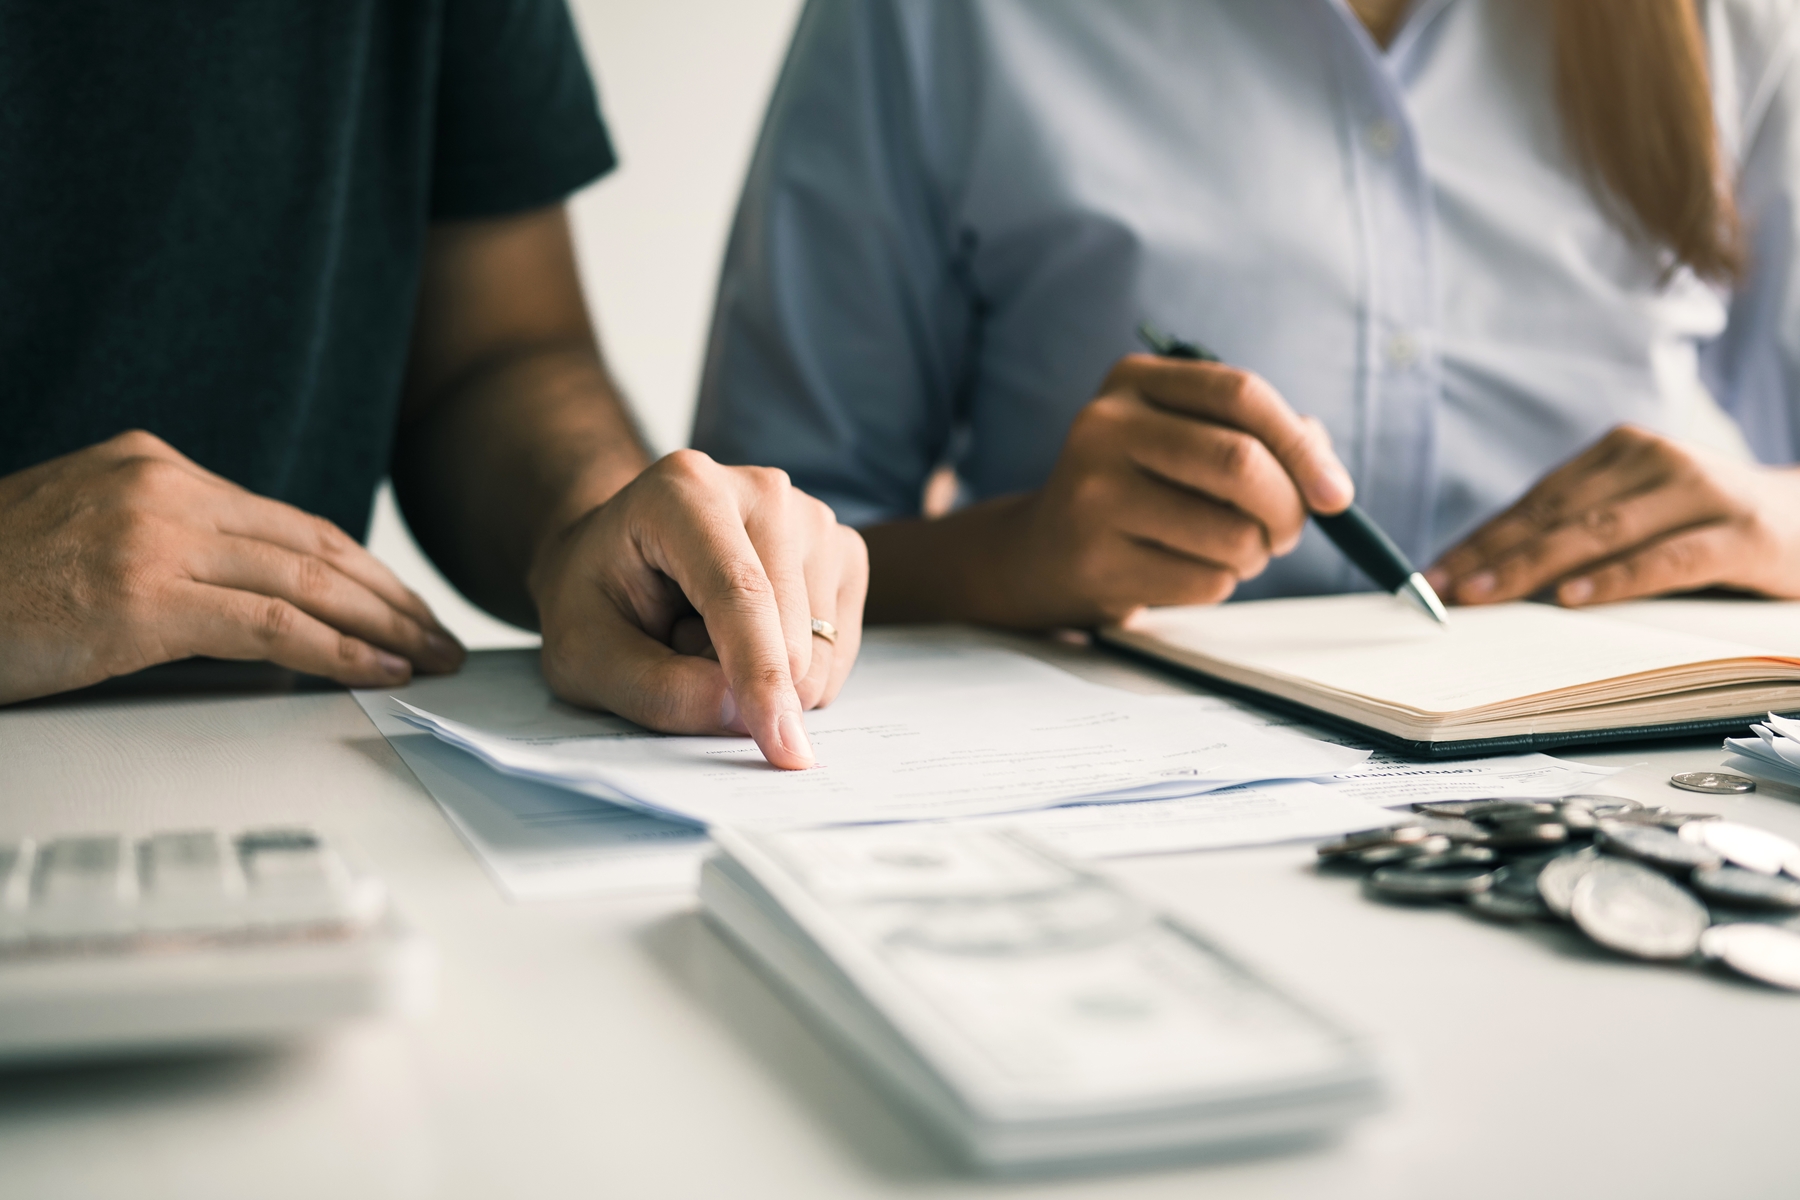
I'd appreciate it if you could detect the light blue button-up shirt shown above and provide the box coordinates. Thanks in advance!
[695,0,1799,599]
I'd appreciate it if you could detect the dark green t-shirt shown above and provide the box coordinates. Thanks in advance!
[0,0,615,538]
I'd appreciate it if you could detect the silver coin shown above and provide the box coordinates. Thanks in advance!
[1680,820,1797,876]
[1537,847,1602,919]
[1670,771,1756,795]
[1552,804,1599,833]
[1366,863,1496,901]
[1597,822,1724,873]
[1464,800,1560,824]
[1561,794,1644,816]
[1352,835,1453,866]
[1491,856,1555,899]
[1605,809,1716,831]
[1570,858,1709,961]
[1699,923,1800,990]
[1316,824,1430,856]
[1690,865,1800,910]
[1413,815,1492,844]
[1395,845,1499,871]
[1467,889,1549,922]
[1484,821,1570,850]
[1413,800,1496,818]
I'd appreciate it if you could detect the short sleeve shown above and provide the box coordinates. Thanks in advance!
[430,0,616,220]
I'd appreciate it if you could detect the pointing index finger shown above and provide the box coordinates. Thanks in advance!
[641,502,816,771]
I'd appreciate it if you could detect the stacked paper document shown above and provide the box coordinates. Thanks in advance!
[391,648,1369,831]
[701,823,1383,1171]
[1724,712,1800,786]
[361,638,1622,898]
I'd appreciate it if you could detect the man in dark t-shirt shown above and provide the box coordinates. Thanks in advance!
[0,1,864,770]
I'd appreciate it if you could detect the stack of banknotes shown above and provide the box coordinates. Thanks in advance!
[699,823,1382,1172]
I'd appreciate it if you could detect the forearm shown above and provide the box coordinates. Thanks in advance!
[391,343,648,627]
[862,494,1039,626]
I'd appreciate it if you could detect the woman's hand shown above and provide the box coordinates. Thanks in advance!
[866,354,1353,629]
[529,450,868,771]
[1427,425,1800,606]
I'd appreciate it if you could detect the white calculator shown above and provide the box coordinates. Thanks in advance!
[0,826,431,1065]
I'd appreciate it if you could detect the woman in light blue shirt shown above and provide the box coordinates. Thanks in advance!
[695,0,1800,627]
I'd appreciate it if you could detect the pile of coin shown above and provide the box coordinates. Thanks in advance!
[1317,796,1800,991]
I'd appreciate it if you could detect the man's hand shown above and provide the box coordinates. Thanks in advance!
[1427,425,1800,606]
[868,354,1354,628]
[0,431,465,705]
[528,450,867,771]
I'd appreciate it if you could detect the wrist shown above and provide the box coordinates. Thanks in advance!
[863,493,1041,626]
[523,462,637,617]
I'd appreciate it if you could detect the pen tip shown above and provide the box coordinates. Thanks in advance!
[1402,573,1451,626]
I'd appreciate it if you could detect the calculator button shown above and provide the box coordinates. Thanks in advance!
[138,831,244,934]
[30,835,136,939]
[239,828,377,928]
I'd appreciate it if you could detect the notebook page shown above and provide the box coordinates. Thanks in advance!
[1118,595,1791,717]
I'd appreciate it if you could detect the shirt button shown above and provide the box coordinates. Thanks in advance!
[1366,119,1400,156]
[1385,332,1420,368]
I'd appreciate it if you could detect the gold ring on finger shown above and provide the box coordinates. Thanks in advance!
[809,617,838,645]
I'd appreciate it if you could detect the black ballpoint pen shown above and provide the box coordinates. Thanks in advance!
[1136,322,1450,625]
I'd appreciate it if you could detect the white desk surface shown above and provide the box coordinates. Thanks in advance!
[2,636,1797,1200]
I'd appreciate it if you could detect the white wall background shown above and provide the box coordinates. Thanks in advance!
[366,0,804,649]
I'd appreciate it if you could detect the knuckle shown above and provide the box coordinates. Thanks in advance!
[1223,370,1263,410]
[1071,399,1118,440]
[1067,470,1112,509]
[1657,537,1702,578]
[751,465,791,494]
[333,632,365,668]
[1613,553,1650,587]
[302,512,353,558]
[661,448,714,481]
[1212,431,1257,477]
[1580,505,1622,543]
[1520,494,1562,528]
[743,662,791,698]
[712,561,776,610]
[292,554,335,601]
[111,454,186,502]
[250,596,298,644]
[107,429,168,455]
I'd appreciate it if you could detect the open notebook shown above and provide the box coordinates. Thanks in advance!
[1099,595,1800,757]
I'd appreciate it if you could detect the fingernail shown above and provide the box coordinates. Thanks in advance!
[375,650,410,680]
[778,710,815,767]
[1560,577,1594,605]
[719,689,746,734]
[1311,465,1354,512]
[1423,567,1449,593]
[1461,572,1495,600]
[425,632,462,664]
